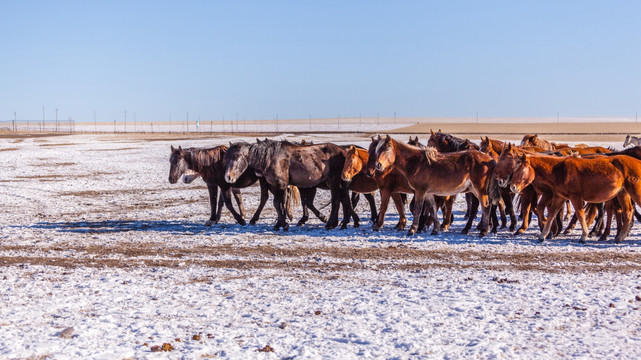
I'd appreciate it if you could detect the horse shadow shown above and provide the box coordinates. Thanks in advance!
[29,220,218,235]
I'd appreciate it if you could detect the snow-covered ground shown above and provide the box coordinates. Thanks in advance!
[1,134,641,359]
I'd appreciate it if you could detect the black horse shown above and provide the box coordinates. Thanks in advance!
[169,145,269,225]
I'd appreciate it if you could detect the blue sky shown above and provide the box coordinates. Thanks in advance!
[1,1,640,122]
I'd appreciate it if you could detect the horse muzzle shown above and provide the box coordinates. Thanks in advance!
[509,184,521,194]
[497,178,509,188]
[375,162,384,172]
[225,174,237,184]
[168,176,177,184]
[341,173,352,182]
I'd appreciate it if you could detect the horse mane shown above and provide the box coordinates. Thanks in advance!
[424,146,439,164]
[432,132,479,151]
[248,139,282,171]
[184,146,227,172]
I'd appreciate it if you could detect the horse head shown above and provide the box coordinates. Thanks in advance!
[372,135,395,173]
[495,143,521,188]
[223,142,250,184]
[509,152,535,194]
[341,145,361,182]
[168,145,189,184]
[624,135,631,147]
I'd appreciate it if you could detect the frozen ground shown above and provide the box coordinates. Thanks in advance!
[1,133,641,359]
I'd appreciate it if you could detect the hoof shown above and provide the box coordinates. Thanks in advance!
[430,229,438,236]
[514,229,525,236]
[273,224,280,231]
[509,224,516,232]
[461,228,470,235]
[249,219,258,225]
[237,219,246,226]
[406,229,416,236]
[205,220,215,226]
[319,216,328,223]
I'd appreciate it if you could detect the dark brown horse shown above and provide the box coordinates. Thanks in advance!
[371,135,494,236]
[168,145,269,226]
[224,139,352,231]
[503,149,641,243]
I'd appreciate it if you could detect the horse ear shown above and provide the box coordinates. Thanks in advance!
[386,134,391,141]
[430,129,435,135]
[171,145,175,152]
[409,136,412,141]
[371,136,376,142]
[178,146,183,152]
[519,152,527,163]
[256,138,260,143]
[377,134,382,140]
[438,129,442,133]
[414,136,419,142]
[229,141,233,146]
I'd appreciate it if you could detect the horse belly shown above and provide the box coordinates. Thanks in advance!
[567,172,623,203]
[426,177,471,196]
[289,162,328,188]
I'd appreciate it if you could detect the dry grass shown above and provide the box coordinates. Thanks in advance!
[0,147,19,152]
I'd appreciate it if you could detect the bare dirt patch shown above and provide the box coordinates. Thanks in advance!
[0,147,19,152]
[2,243,640,275]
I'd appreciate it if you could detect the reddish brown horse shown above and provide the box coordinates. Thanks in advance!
[371,135,494,236]
[504,150,641,243]
[343,145,409,231]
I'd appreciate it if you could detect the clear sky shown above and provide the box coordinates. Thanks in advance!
[1,1,640,122]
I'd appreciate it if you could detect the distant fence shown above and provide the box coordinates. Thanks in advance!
[0,120,75,133]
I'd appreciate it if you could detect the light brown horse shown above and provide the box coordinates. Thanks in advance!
[520,134,568,151]
[342,145,408,230]
[505,151,641,243]
[371,135,494,236]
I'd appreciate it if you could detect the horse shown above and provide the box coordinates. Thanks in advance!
[502,149,641,243]
[338,145,380,225]
[224,139,352,231]
[370,135,494,237]
[624,135,641,147]
[168,145,269,226]
[428,130,514,233]
[342,144,409,231]
[520,134,568,151]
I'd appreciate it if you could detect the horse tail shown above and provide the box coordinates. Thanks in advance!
[289,185,300,207]
[285,186,300,221]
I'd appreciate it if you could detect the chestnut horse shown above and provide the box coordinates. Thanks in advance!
[371,135,494,236]
[505,151,641,243]
[224,139,352,231]
[168,145,269,226]
[342,145,409,231]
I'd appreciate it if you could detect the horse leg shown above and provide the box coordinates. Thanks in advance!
[535,192,554,232]
[325,186,341,230]
[539,197,566,242]
[461,195,479,235]
[340,186,354,230]
[205,184,219,226]
[364,192,378,224]
[501,188,518,232]
[374,188,392,231]
[440,195,454,232]
[407,192,426,236]
[589,202,605,238]
[463,193,474,220]
[391,193,407,231]
[426,195,441,235]
[232,188,245,219]
[249,178,270,225]
[306,188,328,223]
[221,186,246,226]
[490,204,499,234]
[569,198,589,243]
[296,188,312,226]
[563,212,578,234]
[614,193,634,243]
[564,201,572,221]
[272,186,289,231]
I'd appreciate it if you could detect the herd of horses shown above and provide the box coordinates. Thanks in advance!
[168,131,641,244]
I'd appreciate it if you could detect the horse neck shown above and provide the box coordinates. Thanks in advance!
[391,141,424,177]
[524,154,562,186]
